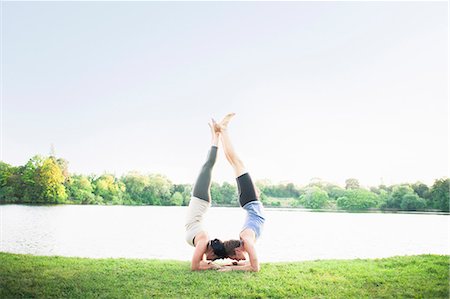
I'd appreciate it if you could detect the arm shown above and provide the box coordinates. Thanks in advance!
[219,230,260,272]
[191,233,219,271]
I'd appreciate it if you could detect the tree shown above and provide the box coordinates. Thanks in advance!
[169,191,183,206]
[345,178,360,190]
[121,172,150,204]
[411,182,430,199]
[181,185,192,206]
[429,178,449,211]
[210,182,223,204]
[0,162,16,202]
[400,193,426,211]
[66,174,96,204]
[220,182,237,205]
[324,184,346,200]
[381,184,428,211]
[142,174,172,205]
[38,157,68,203]
[299,187,329,209]
[21,155,45,202]
[56,158,70,183]
[382,185,414,209]
[337,189,378,210]
[93,174,125,204]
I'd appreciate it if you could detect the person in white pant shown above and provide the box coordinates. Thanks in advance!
[185,118,223,270]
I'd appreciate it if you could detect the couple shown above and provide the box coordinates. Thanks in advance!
[185,113,266,272]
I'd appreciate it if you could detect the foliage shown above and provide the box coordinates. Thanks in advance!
[0,154,448,212]
[400,193,427,211]
[345,178,360,190]
[337,189,378,210]
[37,157,68,203]
[381,185,428,211]
[299,187,329,209]
[428,178,449,212]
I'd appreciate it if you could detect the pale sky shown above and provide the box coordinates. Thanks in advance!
[1,1,448,188]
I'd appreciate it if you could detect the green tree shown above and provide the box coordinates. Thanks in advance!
[299,187,329,209]
[0,162,20,203]
[21,155,45,202]
[181,185,192,206]
[429,178,449,211]
[220,182,237,205]
[324,184,346,200]
[210,182,223,204]
[169,191,183,206]
[345,178,360,190]
[66,174,96,204]
[121,172,149,204]
[381,185,429,211]
[142,174,172,205]
[93,174,125,205]
[411,182,430,199]
[38,157,68,203]
[400,193,426,211]
[337,189,378,210]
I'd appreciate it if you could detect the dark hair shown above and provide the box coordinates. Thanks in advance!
[209,239,227,259]
[223,239,242,257]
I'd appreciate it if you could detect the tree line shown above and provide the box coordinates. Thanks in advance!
[0,155,448,212]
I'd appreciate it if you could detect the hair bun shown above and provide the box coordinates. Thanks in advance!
[210,239,227,259]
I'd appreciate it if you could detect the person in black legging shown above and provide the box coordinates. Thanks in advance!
[214,113,266,272]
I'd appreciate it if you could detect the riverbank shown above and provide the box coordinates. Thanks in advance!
[0,253,448,298]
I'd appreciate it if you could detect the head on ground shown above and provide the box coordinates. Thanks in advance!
[205,239,226,261]
[205,239,246,261]
[223,239,246,261]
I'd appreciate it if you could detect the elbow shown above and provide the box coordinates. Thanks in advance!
[191,264,199,271]
[251,265,260,272]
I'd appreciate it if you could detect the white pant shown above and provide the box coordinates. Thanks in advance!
[185,196,210,247]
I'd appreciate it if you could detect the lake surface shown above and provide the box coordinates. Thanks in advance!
[1,205,449,262]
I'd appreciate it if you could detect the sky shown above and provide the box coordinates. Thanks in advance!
[1,1,448,188]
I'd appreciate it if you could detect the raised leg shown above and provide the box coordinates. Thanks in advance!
[216,113,259,206]
[217,113,247,178]
[192,121,220,202]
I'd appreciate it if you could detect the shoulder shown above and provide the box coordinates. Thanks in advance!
[239,229,256,244]
[194,231,209,246]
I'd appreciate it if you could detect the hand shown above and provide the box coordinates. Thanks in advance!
[210,263,223,270]
[217,266,233,272]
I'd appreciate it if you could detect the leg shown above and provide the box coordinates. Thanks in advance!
[192,145,218,202]
[219,117,247,177]
[217,113,259,206]
[185,120,219,247]
[192,120,220,201]
[236,172,259,207]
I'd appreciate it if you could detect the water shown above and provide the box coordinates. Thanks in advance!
[1,205,449,262]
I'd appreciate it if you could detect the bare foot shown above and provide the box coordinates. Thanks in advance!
[208,119,220,145]
[216,113,236,131]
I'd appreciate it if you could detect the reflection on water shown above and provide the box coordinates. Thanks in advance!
[1,205,449,262]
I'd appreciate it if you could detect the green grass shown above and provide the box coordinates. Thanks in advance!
[0,253,448,298]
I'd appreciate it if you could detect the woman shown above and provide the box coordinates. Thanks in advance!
[214,113,266,272]
[185,118,225,270]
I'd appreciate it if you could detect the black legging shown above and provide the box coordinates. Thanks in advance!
[192,146,218,202]
[236,172,259,207]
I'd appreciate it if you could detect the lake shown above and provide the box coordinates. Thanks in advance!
[1,205,449,262]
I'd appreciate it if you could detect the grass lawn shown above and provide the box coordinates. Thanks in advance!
[0,253,448,298]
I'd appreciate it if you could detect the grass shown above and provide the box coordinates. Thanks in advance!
[0,253,448,298]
